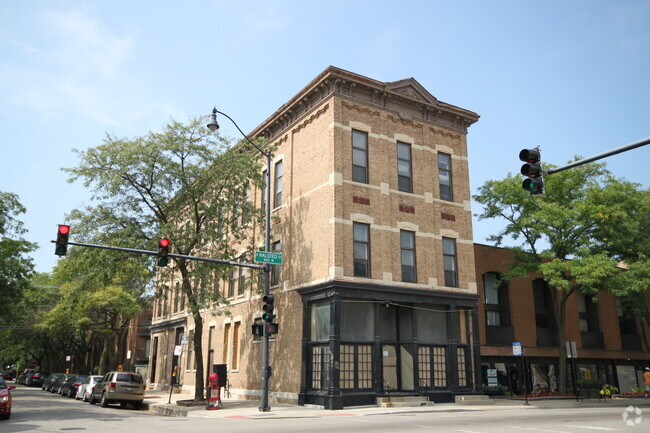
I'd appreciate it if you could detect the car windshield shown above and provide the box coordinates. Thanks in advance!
[116,373,143,384]
[0,378,6,389]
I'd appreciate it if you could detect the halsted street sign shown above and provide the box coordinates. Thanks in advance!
[254,251,283,265]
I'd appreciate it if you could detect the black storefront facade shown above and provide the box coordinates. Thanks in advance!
[297,281,482,409]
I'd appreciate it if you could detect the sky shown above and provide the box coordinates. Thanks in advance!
[2,0,649,274]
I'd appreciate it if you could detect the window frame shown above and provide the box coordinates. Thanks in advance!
[442,237,458,287]
[438,152,453,201]
[352,129,369,184]
[397,141,413,193]
[353,222,371,277]
[274,160,283,208]
[400,230,417,283]
[271,240,281,286]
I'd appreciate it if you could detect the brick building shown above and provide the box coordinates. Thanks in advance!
[474,243,650,395]
[148,66,482,408]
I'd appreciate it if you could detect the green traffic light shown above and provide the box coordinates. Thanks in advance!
[523,178,544,195]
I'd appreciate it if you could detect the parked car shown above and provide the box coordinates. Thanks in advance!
[89,371,145,409]
[0,377,16,420]
[61,375,87,398]
[50,373,73,394]
[16,369,36,385]
[42,373,62,391]
[0,371,16,381]
[76,375,103,402]
[25,370,50,387]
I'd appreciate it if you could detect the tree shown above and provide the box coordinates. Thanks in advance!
[64,117,266,400]
[473,160,649,393]
[0,191,36,318]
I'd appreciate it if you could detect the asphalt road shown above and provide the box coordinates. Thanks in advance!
[4,385,650,433]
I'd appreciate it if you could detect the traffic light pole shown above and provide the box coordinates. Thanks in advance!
[545,136,650,176]
[51,240,264,269]
[207,108,273,412]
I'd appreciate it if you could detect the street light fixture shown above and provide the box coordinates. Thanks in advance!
[207,107,273,412]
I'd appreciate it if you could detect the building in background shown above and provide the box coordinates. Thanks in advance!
[475,243,650,396]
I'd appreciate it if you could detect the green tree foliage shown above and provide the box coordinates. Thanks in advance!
[0,192,36,318]
[64,117,266,400]
[474,160,650,393]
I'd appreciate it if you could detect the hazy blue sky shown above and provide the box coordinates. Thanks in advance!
[2,0,649,273]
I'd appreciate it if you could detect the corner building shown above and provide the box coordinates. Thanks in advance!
[149,66,481,408]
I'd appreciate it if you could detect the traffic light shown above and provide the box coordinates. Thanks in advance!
[519,148,545,195]
[55,224,70,256]
[262,294,274,322]
[158,238,170,266]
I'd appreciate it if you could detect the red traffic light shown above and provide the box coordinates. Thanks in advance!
[58,225,70,235]
[159,238,170,247]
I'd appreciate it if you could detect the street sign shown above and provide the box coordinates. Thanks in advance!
[512,342,522,356]
[180,335,189,346]
[254,251,283,265]
[174,345,183,356]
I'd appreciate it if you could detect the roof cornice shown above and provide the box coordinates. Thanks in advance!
[250,66,480,141]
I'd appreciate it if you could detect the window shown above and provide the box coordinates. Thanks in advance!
[274,160,283,208]
[271,241,281,286]
[352,130,368,183]
[418,346,447,388]
[483,272,510,326]
[340,344,372,390]
[238,265,246,296]
[442,237,458,287]
[438,153,453,201]
[186,330,195,371]
[242,187,250,224]
[261,170,267,211]
[223,323,231,364]
[228,270,236,298]
[173,283,180,313]
[231,322,241,370]
[400,230,416,283]
[311,345,330,389]
[397,142,412,192]
[457,347,468,387]
[353,222,370,277]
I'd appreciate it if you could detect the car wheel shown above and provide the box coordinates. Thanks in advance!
[132,401,143,410]
[89,393,96,405]
[100,392,108,408]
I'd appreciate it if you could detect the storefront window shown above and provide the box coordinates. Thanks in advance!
[416,306,448,343]
[311,301,330,342]
[341,301,374,341]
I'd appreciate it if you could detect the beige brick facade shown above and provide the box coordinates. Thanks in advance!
[149,67,481,407]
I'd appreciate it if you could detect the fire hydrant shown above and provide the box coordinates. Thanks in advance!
[206,372,222,410]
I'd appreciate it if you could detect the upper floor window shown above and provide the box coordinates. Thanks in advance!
[397,142,412,193]
[271,240,281,286]
[353,222,370,277]
[261,170,268,211]
[438,153,453,201]
[577,293,599,332]
[352,130,368,183]
[442,237,458,287]
[274,160,283,208]
[238,265,246,296]
[483,272,510,326]
[228,269,236,298]
[400,230,416,282]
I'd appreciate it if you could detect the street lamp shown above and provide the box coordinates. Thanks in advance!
[207,107,273,412]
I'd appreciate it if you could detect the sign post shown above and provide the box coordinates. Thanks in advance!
[513,342,528,406]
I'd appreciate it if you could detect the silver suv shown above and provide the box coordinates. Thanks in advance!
[89,371,145,409]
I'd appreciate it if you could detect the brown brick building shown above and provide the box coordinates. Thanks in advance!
[148,66,482,408]
[475,243,650,395]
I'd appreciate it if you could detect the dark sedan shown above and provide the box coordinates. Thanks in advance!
[42,373,62,391]
[25,370,50,387]
[61,375,87,398]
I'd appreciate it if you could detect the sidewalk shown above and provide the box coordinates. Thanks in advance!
[143,391,650,419]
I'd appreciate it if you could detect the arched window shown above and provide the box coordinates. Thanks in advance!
[483,272,510,326]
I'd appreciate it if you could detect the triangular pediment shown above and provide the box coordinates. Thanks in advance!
[385,79,438,105]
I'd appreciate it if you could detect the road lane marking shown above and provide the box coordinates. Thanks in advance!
[573,427,620,431]
[456,430,484,433]
[509,427,571,433]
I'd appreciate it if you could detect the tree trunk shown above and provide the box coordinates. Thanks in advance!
[550,287,571,394]
[179,261,205,401]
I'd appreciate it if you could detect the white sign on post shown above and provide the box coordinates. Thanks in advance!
[65,355,71,362]
[566,341,577,359]
[181,335,189,346]
[512,342,523,356]
[174,345,183,356]
[126,350,132,360]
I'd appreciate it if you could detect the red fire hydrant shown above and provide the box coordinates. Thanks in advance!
[206,372,222,410]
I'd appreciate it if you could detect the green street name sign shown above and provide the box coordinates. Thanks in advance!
[254,251,283,265]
